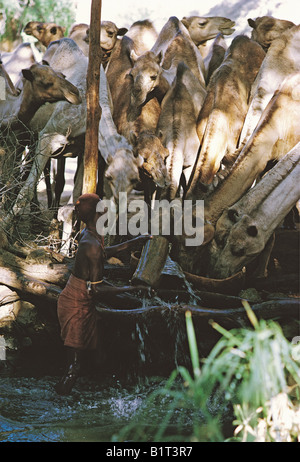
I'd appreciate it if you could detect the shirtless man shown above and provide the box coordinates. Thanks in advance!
[55,193,151,395]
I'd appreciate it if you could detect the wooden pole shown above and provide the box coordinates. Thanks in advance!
[82,0,102,194]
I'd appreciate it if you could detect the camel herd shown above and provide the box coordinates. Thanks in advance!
[0,13,299,279]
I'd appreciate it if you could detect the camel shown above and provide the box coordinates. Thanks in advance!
[85,21,128,68]
[239,24,300,147]
[130,130,170,207]
[106,35,170,206]
[0,42,37,86]
[128,22,208,113]
[5,39,144,228]
[181,15,235,57]
[171,73,300,276]
[207,144,300,278]
[150,16,190,57]
[0,62,81,128]
[0,61,81,211]
[156,61,206,200]
[248,16,296,50]
[149,17,206,87]
[125,19,158,55]
[203,71,300,227]
[186,35,265,193]
[128,50,169,109]
[23,21,66,48]
[98,64,144,204]
[160,30,206,87]
[203,33,227,84]
[4,39,88,222]
[0,59,19,97]
[68,23,89,56]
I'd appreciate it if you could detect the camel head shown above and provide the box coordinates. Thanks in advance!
[181,16,235,46]
[21,62,81,109]
[85,21,128,53]
[131,130,170,189]
[104,147,143,203]
[24,21,66,48]
[248,16,295,50]
[129,51,163,107]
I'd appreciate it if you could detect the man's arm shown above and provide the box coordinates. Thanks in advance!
[104,235,151,259]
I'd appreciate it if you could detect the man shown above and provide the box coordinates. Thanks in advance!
[55,193,151,395]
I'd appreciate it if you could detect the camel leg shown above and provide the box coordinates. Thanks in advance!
[53,157,66,209]
[8,133,69,220]
[43,159,53,208]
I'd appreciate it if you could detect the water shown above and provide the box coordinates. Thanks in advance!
[0,257,207,443]
[0,375,171,442]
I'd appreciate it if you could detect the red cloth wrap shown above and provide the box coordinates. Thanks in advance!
[57,274,98,350]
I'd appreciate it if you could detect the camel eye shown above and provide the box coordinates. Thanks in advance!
[198,21,207,27]
[150,75,157,81]
[43,82,53,89]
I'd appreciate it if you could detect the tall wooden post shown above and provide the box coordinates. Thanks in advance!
[82,0,102,194]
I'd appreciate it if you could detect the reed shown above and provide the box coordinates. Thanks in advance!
[114,301,300,442]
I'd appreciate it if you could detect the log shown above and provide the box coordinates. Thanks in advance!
[0,248,70,286]
[0,264,62,301]
[82,0,102,194]
[95,298,300,375]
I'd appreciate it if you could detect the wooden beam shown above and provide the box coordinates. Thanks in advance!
[82,0,102,194]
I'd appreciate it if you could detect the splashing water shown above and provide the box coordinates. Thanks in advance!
[0,375,171,442]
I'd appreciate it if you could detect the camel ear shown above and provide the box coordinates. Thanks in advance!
[181,17,188,28]
[117,27,128,37]
[106,154,113,164]
[248,18,256,29]
[158,129,164,141]
[136,154,144,167]
[129,131,138,147]
[156,51,163,65]
[130,49,139,63]
[22,68,34,82]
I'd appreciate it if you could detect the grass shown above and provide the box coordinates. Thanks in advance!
[113,301,300,442]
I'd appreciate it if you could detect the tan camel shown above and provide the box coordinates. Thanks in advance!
[0,59,19,97]
[186,35,265,192]
[106,36,170,204]
[85,21,128,68]
[204,71,300,226]
[68,23,89,56]
[23,21,66,48]
[156,61,206,200]
[129,28,207,113]
[0,43,37,86]
[181,15,235,57]
[239,25,300,147]
[4,39,143,228]
[125,19,158,55]
[207,144,300,278]
[203,33,227,84]
[0,62,81,127]
[130,130,170,207]
[128,50,169,108]
[172,73,300,275]
[248,15,296,50]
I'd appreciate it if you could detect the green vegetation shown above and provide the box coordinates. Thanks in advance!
[114,301,300,442]
[0,0,76,45]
